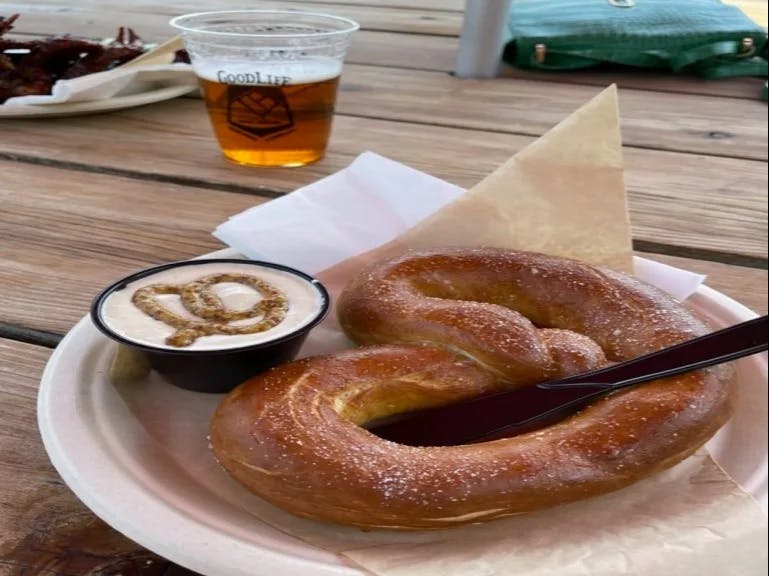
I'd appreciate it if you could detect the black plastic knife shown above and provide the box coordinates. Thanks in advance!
[366,315,768,446]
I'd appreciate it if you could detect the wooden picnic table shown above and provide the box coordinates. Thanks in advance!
[1,1,766,574]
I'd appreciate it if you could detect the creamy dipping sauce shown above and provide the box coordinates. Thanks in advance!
[100,262,325,351]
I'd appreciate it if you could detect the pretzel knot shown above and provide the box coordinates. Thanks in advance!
[132,273,287,347]
[210,248,735,530]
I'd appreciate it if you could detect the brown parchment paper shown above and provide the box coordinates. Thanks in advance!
[134,85,765,576]
[318,85,632,313]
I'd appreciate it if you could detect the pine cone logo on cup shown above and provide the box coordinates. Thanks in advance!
[227,85,295,140]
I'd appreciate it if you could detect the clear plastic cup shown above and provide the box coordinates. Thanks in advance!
[171,10,358,167]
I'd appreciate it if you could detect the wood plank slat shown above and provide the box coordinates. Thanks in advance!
[0,50,761,160]
[0,99,765,259]
[0,159,766,337]
[498,65,768,101]
[0,162,262,334]
[1,0,463,37]
[13,47,754,161]
[334,64,769,161]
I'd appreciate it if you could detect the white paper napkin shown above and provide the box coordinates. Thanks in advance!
[214,151,465,274]
[214,151,706,301]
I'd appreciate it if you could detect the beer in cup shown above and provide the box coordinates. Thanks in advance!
[171,11,358,167]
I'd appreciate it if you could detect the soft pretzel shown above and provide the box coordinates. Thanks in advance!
[210,248,734,530]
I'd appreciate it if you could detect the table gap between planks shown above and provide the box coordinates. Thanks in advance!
[0,1,766,575]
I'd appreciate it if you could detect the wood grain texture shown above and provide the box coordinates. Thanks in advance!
[11,62,765,162]
[497,65,768,100]
[0,160,766,337]
[0,161,261,334]
[1,102,765,259]
[0,338,169,576]
[333,65,769,161]
[3,0,462,37]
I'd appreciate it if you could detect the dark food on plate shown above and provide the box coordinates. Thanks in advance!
[210,247,735,530]
[0,14,188,104]
[0,14,143,103]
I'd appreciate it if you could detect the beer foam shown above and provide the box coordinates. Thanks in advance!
[100,262,325,351]
[195,58,342,86]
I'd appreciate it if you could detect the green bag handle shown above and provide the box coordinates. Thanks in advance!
[524,48,660,70]
[672,38,769,77]
[670,40,743,70]
[521,40,768,77]
[698,57,768,79]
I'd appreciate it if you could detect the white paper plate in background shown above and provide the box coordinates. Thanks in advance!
[0,84,195,118]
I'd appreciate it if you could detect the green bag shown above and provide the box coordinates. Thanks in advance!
[502,0,768,79]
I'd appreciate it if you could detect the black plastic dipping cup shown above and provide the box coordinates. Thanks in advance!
[90,259,330,393]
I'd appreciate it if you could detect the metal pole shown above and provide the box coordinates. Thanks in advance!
[454,0,514,78]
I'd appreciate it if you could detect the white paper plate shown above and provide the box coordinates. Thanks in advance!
[0,84,196,118]
[37,257,768,576]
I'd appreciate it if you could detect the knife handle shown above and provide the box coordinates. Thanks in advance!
[368,316,767,446]
[472,315,768,443]
[542,315,768,389]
